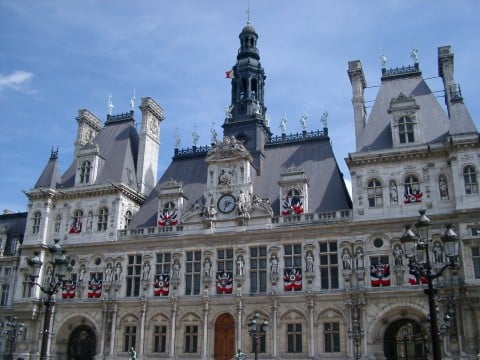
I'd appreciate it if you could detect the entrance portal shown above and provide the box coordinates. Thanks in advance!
[68,325,96,360]
[214,313,235,360]
[384,319,427,360]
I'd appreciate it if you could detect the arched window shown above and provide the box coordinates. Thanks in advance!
[403,175,422,203]
[124,211,132,229]
[367,179,383,207]
[80,160,91,184]
[32,212,41,234]
[97,207,108,231]
[398,116,415,144]
[463,165,478,194]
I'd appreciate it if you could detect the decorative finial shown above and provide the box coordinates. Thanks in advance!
[175,127,181,149]
[50,146,59,160]
[210,121,217,144]
[300,112,307,131]
[192,126,199,147]
[107,94,114,115]
[379,48,388,69]
[130,90,136,111]
[280,113,287,134]
[246,0,251,23]
[321,111,328,128]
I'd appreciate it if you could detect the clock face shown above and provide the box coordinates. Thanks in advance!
[217,194,236,214]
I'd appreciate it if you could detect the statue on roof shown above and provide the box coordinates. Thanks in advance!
[280,114,287,134]
[411,47,419,64]
[130,90,136,111]
[321,111,328,128]
[175,128,181,149]
[210,122,217,144]
[107,94,114,115]
[379,50,388,69]
[300,113,307,131]
[192,130,199,147]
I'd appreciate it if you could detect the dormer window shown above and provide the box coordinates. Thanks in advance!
[80,160,91,184]
[398,116,415,144]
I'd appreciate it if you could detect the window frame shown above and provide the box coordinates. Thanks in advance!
[367,178,383,208]
[463,165,479,194]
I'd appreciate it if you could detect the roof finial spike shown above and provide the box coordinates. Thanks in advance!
[246,0,251,24]
[379,47,388,69]
[50,146,59,160]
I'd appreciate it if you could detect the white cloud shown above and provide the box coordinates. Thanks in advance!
[0,70,34,91]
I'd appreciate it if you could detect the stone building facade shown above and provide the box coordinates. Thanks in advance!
[3,21,480,360]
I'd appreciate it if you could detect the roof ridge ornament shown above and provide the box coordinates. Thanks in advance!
[107,93,114,116]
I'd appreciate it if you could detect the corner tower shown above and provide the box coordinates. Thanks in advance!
[223,21,271,169]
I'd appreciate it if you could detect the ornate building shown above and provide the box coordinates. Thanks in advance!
[4,21,480,360]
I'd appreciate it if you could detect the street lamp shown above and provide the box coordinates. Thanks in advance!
[28,239,72,360]
[248,313,268,360]
[0,316,24,360]
[348,319,363,359]
[400,209,459,360]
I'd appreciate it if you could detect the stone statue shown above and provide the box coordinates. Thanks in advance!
[236,255,244,276]
[270,254,278,274]
[305,251,314,272]
[342,249,352,270]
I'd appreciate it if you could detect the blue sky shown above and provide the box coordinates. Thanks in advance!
[1,1,479,213]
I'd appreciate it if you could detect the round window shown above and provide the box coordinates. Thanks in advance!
[94,257,102,266]
[373,238,384,248]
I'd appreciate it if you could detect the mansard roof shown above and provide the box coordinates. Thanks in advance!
[129,132,352,228]
[60,114,139,189]
[357,73,450,152]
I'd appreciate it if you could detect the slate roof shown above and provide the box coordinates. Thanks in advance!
[0,212,27,242]
[129,133,352,228]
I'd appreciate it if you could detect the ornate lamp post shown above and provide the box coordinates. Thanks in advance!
[0,316,24,360]
[400,210,459,360]
[248,313,268,360]
[28,239,72,360]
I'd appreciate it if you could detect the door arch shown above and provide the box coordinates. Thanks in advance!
[68,325,96,360]
[214,313,235,360]
[384,319,427,360]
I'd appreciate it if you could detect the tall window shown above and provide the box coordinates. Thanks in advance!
[184,325,198,353]
[97,207,108,231]
[404,175,421,201]
[80,160,91,184]
[32,212,41,234]
[4,237,18,255]
[0,284,9,305]
[217,248,234,272]
[398,116,414,144]
[125,211,133,229]
[287,323,302,353]
[185,251,201,295]
[367,179,383,207]
[284,244,302,271]
[324,322,340,352]
[73,210,83,231]
[250,246,267,293]
[472,246,480,279]
[463,165,478,194]
[124,326,136,352]
[22,273,32,298]
[319,242,339,289]
[156,252,172,275]
[153,325,167,353]
[126,255,142,297]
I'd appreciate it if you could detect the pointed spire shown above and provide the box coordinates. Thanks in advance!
[34,148,61,189]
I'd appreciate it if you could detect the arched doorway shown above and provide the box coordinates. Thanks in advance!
[214,313,235,360]
[68,325,96,360]
[384,319,428,360]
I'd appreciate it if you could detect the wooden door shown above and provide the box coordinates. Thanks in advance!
[214,313,235,360]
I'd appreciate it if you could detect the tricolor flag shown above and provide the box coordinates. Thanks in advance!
[153,274,170,296]
[284,268,302,291]
[216,271,233,294]
[62,281,76,299]
[158,210,178,227]
[88,278,102,298]
[408,266,428,285]
[282,196,304,216]
[69,221,82,234]
[370,263,391,287]
[225,69,234,79]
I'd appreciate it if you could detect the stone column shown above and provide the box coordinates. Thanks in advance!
[139,301,147,356]
[109,303,118,355]
[270,297,278,358]
[307,296,315,358]
[235,299,243,350]
[202,300,209,359]
[169,297,178,358]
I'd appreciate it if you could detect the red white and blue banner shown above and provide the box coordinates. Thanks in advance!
[216,271,233,294]
[158,210,178,227]
[153,274,170,296]
[282,195,304,216]
[403,188,423,204]
[408,267,428,285]
[284,268,302,291]
[69,220,82,234]
[87,278,102,298]
[62,281,76,299]
[370,263,391,287]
